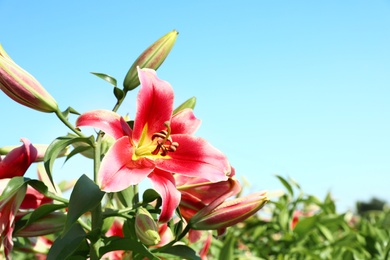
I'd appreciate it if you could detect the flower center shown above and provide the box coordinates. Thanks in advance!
[134,122,179,159]
[151,123,179,157]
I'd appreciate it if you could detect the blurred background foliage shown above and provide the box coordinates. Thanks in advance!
[199,176,390,260]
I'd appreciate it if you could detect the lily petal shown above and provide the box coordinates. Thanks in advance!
[99,137,154,192]
[149,169,180,223]
[0,138,37,179]
[171,109,201,135]
[76,110,132,140]
[133,68,174,143]
[156,135,230,182]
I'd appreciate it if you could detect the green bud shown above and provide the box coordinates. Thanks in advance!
[135,207,160,246]
[123,30,178,91]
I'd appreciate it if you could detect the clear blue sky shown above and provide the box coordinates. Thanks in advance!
[1,1,390,212]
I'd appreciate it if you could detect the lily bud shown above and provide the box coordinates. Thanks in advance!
[190,191,269,231]
[15,212,66,237]
[135,207,160,246]
[0,44,58,113]
[123,30,178,91]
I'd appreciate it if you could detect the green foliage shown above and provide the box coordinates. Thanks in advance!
[211,175,390,259]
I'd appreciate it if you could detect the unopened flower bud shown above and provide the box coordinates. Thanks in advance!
[0,44,58,113]
[190,191,269,231]
[15,212,66,237]
[123,30,178,91]
[135,207,160,246]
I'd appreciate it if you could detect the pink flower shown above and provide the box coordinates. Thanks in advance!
[0,138,38,179]
[76,68,230,222]
[0,179,27,259]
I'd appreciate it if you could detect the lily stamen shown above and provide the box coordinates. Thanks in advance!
[151,122,179,156]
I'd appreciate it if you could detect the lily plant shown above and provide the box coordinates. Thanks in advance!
[0,30,268,260]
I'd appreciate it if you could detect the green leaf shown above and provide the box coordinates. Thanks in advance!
[91,72,117,87]
[142,189,160,204]
[293,215,318,237]
[316,223,334,242]
[100,237,158,260]
[44,136,95,189]
[61,107,81,118]
[116,184,137,208]
[47,223,87,260]
[65,145,93,163]
[173,96,196,115]
[0,177,27,200]
[275,175,294,196]
[63,174,105,235]
[15,203,67,232]
[113,87,124,101]
[157,245,201,260]
[218,233,235,260]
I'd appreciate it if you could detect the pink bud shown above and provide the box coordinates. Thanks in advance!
[190,191,269,231]
[0,44,58,113]
[14,212,66,237]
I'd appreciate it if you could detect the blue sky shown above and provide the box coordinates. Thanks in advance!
[1,1,390,212]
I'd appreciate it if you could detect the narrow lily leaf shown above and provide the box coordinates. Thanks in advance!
[317,223,334,242]
[64,145,93,163]
[293,215,318,237]
[218,234,235,260]
[15,203,67,232]
[63,174,105,235]
[275,175,294,197]
[116,185,136,208]
[47,223,87,260]
[26,179,49,195]
[173,96,196,115]
[61,106,81,118]
[100,237,158,260]
[44,135,95,189]
[157,245,201,260]
[91,72,117,87]
[0,177,26,199]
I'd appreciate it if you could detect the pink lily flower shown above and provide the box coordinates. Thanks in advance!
[76,68,230,222]
[0,138,38,179]
[0,179,27,259]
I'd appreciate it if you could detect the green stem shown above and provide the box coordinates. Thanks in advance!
[112,92,127,113]
[89,131,104,259]
[90,203,103,260]
[44,192,69,204]
[54,109,85,137]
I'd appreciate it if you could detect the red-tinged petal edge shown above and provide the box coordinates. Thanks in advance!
[76,110,132,140]
[132,68,174,143]
[99,137,154,192]
[149,169,181,223]
[156,135,230,183]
